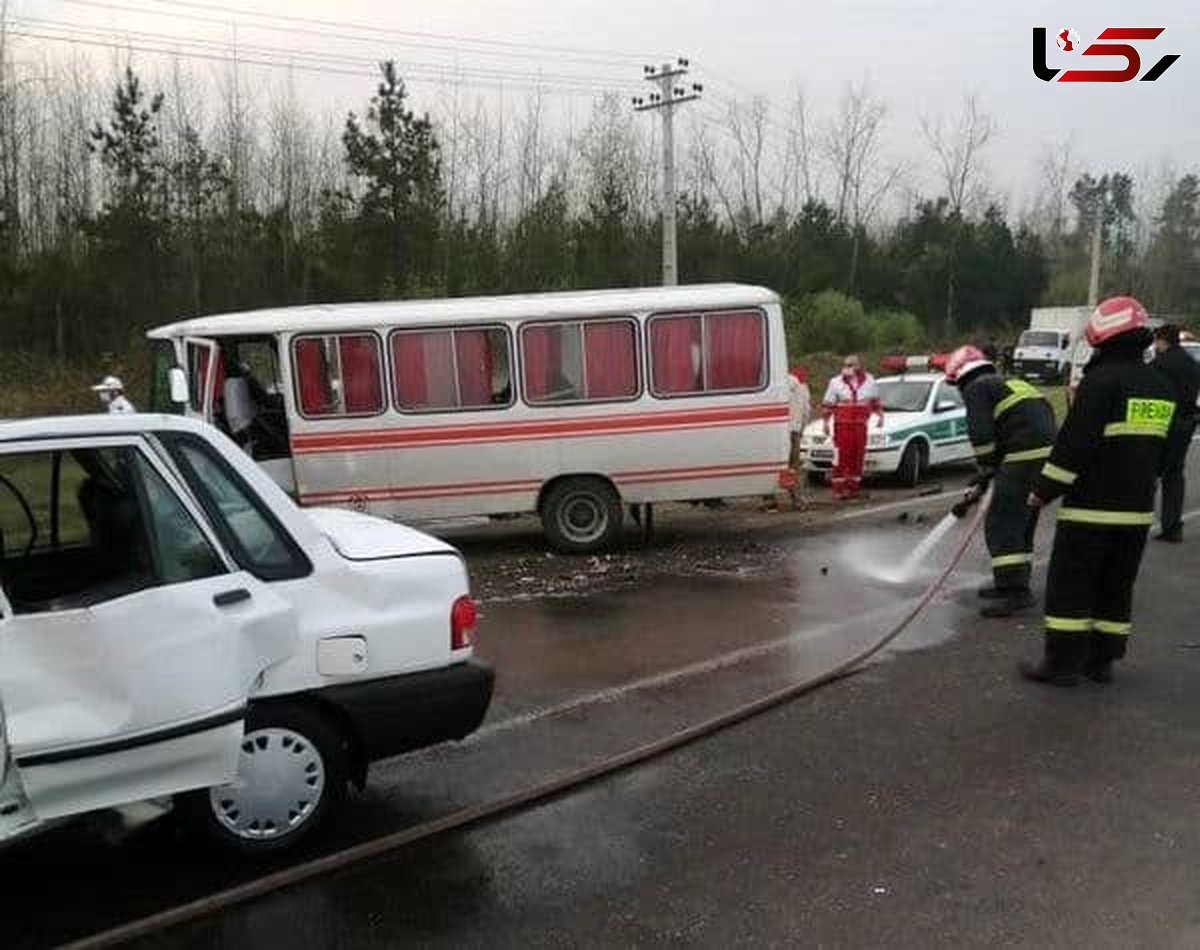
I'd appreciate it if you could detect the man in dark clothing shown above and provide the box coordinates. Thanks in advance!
[945,345,1058,618]
[1023,297,1176,687]
[1151,324,1199,542]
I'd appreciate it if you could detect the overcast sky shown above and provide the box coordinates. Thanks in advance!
[10,0,1200,212]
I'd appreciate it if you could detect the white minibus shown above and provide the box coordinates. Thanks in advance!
[148,284,792,552]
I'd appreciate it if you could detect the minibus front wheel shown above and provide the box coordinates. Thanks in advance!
[540,476,623,554]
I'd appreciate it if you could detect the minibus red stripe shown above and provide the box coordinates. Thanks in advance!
[289,404,788,455]
[298,461,784,505]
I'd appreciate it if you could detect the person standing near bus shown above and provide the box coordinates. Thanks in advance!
[787,366,812,506]
[822,355,884,501]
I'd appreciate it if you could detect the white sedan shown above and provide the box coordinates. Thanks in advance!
[800,373,975,486]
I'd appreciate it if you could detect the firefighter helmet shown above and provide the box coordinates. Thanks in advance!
[944,345,994,386]
[1085,296,1149,347]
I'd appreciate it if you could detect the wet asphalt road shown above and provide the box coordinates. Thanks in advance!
[6,461,1200,948]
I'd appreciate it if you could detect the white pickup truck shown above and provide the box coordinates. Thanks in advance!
[0,414,493,853]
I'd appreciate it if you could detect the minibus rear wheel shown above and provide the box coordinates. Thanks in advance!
[179,702,348,855]
[541,476,623,554]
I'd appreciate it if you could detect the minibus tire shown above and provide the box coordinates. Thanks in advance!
[541,477,623,554]
[179,703,348,856]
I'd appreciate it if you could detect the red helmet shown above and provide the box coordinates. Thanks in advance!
[1085,296,1149,346]
[944,345,994,386]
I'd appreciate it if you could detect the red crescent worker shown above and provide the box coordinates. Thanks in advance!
[822,354,884,500]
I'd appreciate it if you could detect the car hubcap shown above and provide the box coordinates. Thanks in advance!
[210,727,325,841]
[558,493,607,544]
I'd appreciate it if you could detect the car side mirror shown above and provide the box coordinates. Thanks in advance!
[168,367,189,405]
[935,401,958,413]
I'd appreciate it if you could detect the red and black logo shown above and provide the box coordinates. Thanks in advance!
[1033,27,1180,82]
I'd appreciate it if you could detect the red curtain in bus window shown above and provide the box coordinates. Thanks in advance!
[584,321,636,399]
[339,335,382,413]
[392,333,426,408]
[294,338,332,415]
[706,311,764,390]
[455,329,493,407]
[394,332,456,409]
[522,325,564,402]
[650,316,702,394]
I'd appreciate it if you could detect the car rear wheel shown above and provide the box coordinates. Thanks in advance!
[897,441,928,488]
[540,477,623,554]
[179,703,348,855]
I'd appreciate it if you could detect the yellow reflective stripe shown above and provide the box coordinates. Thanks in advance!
[1094,620,1132,636]
[1045,615,1091,633]
[1103,422,1169,438]
[994,380,1042,419]
[994,392,1036,418]
[1058,507,1154,526]
[1003,446,1052,463]
[972,442,996,457]
[992,553,1033,568]
[1041,462,1077,485]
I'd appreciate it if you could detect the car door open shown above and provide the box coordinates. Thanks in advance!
[0,438,297,837]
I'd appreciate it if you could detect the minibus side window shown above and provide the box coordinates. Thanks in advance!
[521,318,639,405]
[649,309,766,397]
[162,435,312,582]
[292,333,385,418]
[391,326,513,412]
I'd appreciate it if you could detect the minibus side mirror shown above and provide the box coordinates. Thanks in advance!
[168,367,189,405]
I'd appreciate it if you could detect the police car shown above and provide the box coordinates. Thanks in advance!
[800,371,974,486]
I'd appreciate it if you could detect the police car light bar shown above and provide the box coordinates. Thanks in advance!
[880,354,949,374]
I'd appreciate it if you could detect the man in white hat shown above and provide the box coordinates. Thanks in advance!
[91,376,136,414]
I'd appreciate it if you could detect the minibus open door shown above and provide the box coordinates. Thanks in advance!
[183,336,221,423]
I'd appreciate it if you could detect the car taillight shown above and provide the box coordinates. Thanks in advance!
[451,596,478,650]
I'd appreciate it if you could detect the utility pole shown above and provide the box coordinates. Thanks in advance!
[633,59,701,286]
[1087,206,1103,307]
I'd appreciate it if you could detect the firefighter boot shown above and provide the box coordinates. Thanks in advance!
[977,585,1005,599]
[980,588,1035,618]
[1018,658,1080,687]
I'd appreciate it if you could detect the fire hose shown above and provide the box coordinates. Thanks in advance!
[62,500,989,950]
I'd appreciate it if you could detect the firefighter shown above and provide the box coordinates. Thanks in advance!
[822,354,883,500]
[1150,324,1199,542]
[1023,296,1176,686]
[945,345,1057,617]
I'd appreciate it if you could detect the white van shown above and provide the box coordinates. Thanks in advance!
[0,414,492,853]
[146,284,791,553]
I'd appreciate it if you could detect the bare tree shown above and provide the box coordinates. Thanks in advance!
[724,95,769,227]
[780,86,817,211]
[689,118,739,233]
[824,83,887,228]
[823,82,900,292]
[921,93,996,218]
[1035,137,1074,239]
[921,94,997,334]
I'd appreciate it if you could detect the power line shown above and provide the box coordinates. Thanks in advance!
[5,29,640,97]
[12,16,646,89]
[141,0,664,62]
[55,0,649,71]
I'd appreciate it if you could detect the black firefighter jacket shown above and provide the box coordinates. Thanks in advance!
[1034,344,1177,527]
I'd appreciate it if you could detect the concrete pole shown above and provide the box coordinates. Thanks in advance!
[1087,199,1103,307]
[658,65,677,287]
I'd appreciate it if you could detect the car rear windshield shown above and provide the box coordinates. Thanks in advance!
[878,380,931,412]
[1019,331,1060,348]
